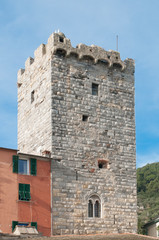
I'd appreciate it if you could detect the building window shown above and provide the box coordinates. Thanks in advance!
[18,222,29,227]
[82,115,88,122]
[59,36,64,42]
[88,195,101,218]
[19,183,31,201]
[88,200,93,217]
[12,221,37,232]
[94,200,100,217]
[98,163,103,169]
[92,83,98,96]
[18,159,29,175]
[98,159,108,169]
[31,90,35,103]
[13,156,37,176]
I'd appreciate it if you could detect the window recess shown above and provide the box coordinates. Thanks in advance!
[92,83,99,96]
[82,115,88,122]
[13,156,37,176]
[88,195,101,218]
[98,159,108,169]
[31,90,35,103]
[19,183,31,201]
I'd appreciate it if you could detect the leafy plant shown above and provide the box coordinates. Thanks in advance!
[137,162,159,234]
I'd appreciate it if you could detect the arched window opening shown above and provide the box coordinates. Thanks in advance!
[69,52,79,59]
[88,200,93,217]
[55,49,66,57]
[95,200,100,218]
[80,55,94,64]
[88,195,101,218]
[113,62,122,69]
[59,36,64,43]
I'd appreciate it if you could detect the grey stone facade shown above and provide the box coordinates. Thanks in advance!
[18,32,137,235]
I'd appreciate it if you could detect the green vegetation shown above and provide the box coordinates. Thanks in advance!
[137,162,159,234]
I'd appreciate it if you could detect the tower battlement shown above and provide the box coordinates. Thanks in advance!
[18,32,135,83]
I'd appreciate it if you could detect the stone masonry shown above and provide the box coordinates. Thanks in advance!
[18,32,137,235]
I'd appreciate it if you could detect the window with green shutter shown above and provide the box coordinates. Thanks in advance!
[30,158,37,176]
[13,156,37,176]
[31,222,37,229]
[13,155,19,173]
[12,221,18,232]
[19,183,31,201]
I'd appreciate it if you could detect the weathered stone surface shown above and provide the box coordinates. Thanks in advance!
[18,32,137,235]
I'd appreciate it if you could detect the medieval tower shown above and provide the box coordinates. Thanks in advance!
[17,32,137,235]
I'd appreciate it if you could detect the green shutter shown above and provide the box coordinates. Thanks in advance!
[13,155,19,173]
[19,183,30,201]
[31,222,37,229]
[12,221,18,232]
[19,183,25,200]
[19,183,25,191]
[30,158,37,176]
[25,184,31,201]
[25,184,30,192]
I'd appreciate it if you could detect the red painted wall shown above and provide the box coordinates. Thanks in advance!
[0,148,51,236]
[0,148,18,233]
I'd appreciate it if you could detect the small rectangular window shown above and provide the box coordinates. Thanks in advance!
[13,156,36,176]
[82,115,88,121]
[18,222,29,227]
[31,90,35,103]
[19,183,31,201]
[18,159,29,175]
[59,37,64,42]
[92,83,98,96]
[98,160,108,169]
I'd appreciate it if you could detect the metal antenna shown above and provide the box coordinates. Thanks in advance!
[116,35,118,51]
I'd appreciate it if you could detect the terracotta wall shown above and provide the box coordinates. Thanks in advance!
[17,159,51,236]
[0,148,51,236]
[0,148,18,233]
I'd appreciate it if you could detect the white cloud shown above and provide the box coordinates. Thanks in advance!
[137,153,159,168]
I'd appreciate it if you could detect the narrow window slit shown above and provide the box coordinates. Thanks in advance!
[92,83,98,96]
[31,90,35,103]
[82,115,88,122]
[76,170,78,180]
[59,37,64,42]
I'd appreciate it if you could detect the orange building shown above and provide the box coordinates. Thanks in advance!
[0,147,51,236]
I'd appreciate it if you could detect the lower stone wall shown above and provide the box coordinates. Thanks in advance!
[51,160,137,235]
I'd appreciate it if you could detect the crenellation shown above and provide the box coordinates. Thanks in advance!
[34,43,46,60]
[18,32,131,81]
[17,68,25,80]
[25,56,34,69]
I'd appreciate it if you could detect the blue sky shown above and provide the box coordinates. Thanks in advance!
[0,0,159,168]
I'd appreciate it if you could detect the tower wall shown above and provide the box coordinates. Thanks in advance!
[18,32,137,235]
[51,52,136,234]
[18,43,53,155]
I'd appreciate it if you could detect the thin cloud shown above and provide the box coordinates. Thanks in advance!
[137,153,159,168]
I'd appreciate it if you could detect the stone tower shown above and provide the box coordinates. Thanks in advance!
[17,32,137,235]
